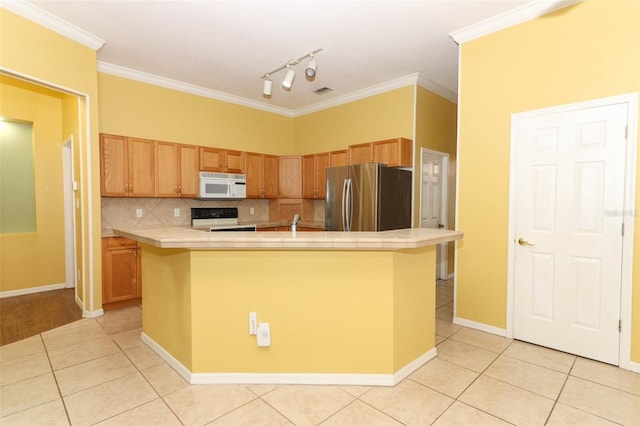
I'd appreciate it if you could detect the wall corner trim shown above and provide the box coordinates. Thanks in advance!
[1,0,105,50]
[449,0,582,44]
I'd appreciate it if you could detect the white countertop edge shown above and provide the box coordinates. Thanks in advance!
[113,226,463,251]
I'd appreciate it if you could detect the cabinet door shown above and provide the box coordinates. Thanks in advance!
[329,150,347,167]
[178,144,200,197]
[128,137,155,197]
[302,155,316,199]
[100,134,128,196]
[373,138,413,167]
[244,152,262,198]
[226,150,244,173]
[263,155,279,198]
[315,153,330,199]
[279,156,302,198]
[348,143,372,165]
[200,147,225,172]
[103,246,138,303]
[155,141,179,197]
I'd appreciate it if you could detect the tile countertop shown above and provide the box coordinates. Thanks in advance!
[112,225,463,250]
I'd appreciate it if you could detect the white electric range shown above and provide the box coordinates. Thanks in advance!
[191,207,256,232]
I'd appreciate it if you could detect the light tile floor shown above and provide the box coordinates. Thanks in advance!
[1,280,640,425]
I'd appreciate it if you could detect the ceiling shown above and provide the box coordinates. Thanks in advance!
[23,0,534,114]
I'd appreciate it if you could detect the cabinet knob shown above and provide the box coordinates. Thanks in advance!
[119,240,125,246]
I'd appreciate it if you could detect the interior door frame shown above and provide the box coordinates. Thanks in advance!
[420,147,450,280]
[62,138,77,294]
[506,93,639,372]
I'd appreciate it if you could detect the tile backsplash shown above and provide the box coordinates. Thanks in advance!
[101,198,271,231]
[101,198,326,231]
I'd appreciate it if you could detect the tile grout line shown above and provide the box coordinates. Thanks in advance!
[40,331,74,425]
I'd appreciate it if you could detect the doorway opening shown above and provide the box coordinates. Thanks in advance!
[420,148,450,280]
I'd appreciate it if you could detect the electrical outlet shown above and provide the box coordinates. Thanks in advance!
[249,312,257,335]
[250,207,255,215]
[174,208,180,217]
[136,208,143,218]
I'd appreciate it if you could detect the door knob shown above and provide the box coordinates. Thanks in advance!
[518,237,535,246]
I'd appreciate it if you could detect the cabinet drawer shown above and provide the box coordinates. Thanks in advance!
[105,237,137,249]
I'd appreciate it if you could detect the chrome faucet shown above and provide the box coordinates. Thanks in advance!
[291,214,300,232]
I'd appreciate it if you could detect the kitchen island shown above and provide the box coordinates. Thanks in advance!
[113,226,462,386]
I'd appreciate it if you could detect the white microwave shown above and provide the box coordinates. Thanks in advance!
[199,172,246,199]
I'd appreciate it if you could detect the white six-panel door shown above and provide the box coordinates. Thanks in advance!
[513,102,628,365]
[421,152,443,230]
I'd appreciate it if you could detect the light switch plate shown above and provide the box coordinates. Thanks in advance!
[136,208,143,218]
[174,208,180,217]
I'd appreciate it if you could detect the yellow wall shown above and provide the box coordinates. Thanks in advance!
[141,246,436,375]
[456,1,640,361]
[1,9,100,310]
[97,73,294,155]
[415,87,458,274]
[0,78,65,291]
[292,86,415,154]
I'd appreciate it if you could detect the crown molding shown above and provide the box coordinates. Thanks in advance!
[416,74,458,104]
[1,0,105,50]
[99,62,455,118]
[292,73,422,117]
[449,0,582,45]
[97,62,295,117]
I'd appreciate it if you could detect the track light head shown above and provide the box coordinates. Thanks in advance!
[263,76,272,97]
[305,54,317,80]
[282,65,295,89]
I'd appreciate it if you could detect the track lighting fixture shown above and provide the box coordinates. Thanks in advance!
[263,75,272,96]
[260,49,321,96]
[305,53,317,80]
[282,65,295,89]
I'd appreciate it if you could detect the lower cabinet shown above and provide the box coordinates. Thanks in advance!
[102,237,142,309]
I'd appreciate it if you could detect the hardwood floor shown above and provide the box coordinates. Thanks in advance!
[0,288,82,346]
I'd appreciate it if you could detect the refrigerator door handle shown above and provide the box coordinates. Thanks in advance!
[346,178,353,232]
[341,178,348,231]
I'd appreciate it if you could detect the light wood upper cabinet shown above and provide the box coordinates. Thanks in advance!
[279,156,302,198]
[245,152,279,199]
[329,150,347,167]
[372,137,412,168]
[263,154,279,198]
[200,147,225,172]
[302,152,330,199]
[100,133,412,200]
[178,144,200,197]
[346,138,413,167]
[200,147,245,173]
[348,142,373,165]
[225,150,244,174]
[302,155,315,199]
[155,142,199,198]
[100,134,154,197]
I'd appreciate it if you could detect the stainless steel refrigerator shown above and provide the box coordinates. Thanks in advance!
[325,163,412,231]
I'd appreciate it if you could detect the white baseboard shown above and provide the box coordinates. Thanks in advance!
[141,332,200,383]
[453,316,507,337]
[141,332,437,386]
[83,308,104,318]
[624,360,640,374]
[393,347,437,384]
[0,283,66,298]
